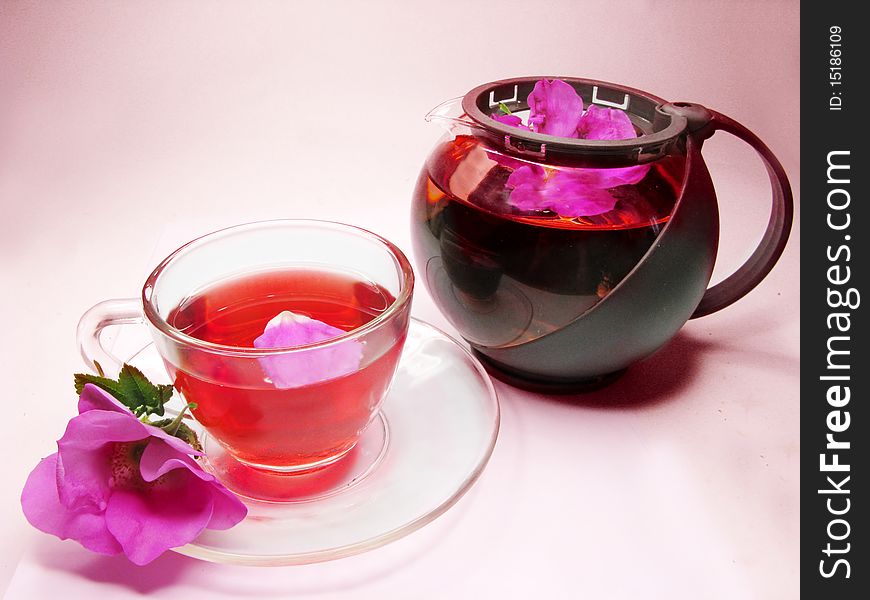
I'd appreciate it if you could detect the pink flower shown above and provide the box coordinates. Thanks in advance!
[527,79,584,137]
[21,385,247,565]
[253,310,363,389]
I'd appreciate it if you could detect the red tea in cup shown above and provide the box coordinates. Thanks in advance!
[166,268,405,470]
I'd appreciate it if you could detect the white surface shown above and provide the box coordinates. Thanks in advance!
[1,1,799,598]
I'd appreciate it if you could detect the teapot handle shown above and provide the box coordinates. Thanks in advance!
[690,111,794,318]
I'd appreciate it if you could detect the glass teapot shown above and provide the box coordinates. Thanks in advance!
[410,76,793,391]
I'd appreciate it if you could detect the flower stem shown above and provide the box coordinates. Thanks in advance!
[163,403,198,436]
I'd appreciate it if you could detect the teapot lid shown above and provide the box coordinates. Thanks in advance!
[461,76,710,167]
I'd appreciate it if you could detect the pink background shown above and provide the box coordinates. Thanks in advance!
[1,1,799,598]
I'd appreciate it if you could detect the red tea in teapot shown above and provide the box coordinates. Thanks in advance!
[411,135,686,348]
[412,76,792,389]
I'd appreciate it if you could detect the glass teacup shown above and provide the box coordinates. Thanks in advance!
[78,220,414,473]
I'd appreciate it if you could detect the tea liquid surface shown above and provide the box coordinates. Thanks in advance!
[169,267,392,345]
[165,268,401,469]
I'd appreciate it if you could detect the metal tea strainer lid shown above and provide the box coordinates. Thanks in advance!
[461,76,713,167]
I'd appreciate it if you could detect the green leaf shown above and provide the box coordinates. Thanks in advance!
[74,373,131,407]
[498,102,513,115]
[74,365,199,451]
[118,365,153,405]
[74,364,175,418]
[155,384,174,415]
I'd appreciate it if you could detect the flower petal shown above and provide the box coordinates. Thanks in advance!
[597,165,650,187]
[505,165,548,211]
[254,310,350,347]
[552,164,650,189]
[138,439,247,530]
[490,112,524,128]
[56,410,149,511]
[21,454,122,556]
[253,311,364,389]
[546,172,619,216]
[77,383,133,415]
[105,470,215,565]
[138,438,208,483]
[577,104,637,140]
[55,445,113,512]
[505,163,652,217]
[505,166,634,217]
[143,422,204,457]
[527,79,584,138]
[205,484,248,531]
[506,164,545,189]
[59,409,150,451]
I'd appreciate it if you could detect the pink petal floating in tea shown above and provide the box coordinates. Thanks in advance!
[577,104,638,140]
[506,164,624,217]
[254,310,356,350]
[545,171,621,216]
[490,112,525,128]
[557,162,650,189]
[253,311,364,389]
[506,163,545,188]
[504,165,548,211]
[527,79,584,138]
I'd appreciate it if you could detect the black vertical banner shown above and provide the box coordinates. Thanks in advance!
[802,3,867,597]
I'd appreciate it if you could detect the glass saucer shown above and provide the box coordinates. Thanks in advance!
[122,318,500,566]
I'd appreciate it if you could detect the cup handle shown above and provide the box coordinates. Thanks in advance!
[690,111,794,318]
[77,299,144,374]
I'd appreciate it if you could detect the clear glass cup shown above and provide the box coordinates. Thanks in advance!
[78,220,414,473]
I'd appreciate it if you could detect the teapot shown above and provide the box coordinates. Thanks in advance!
[410,76,792,391]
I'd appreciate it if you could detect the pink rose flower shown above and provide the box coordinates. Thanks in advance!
[21,384,247,565]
